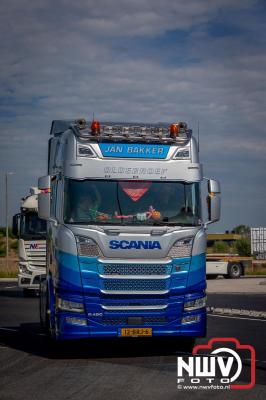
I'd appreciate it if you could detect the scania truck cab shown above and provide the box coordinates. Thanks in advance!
[38,119,220,344]
[12,187,46,296]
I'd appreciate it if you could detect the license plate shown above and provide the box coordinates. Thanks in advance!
[120,328,152,337]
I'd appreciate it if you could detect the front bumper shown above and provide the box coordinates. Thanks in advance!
[18,265,46,289]
[53,293,206,340]
[52,252,207,340]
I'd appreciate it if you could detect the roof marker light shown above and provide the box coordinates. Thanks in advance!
[170,123,180,139]
[91,120,101,135]
[170,122,189,139]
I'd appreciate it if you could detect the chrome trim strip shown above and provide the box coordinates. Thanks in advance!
[100,289,169,295]
[101,304,168,311]
[99,274,170,280]
[98,258,172,264]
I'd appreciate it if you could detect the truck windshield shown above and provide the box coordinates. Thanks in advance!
[20,212,47,239]
[64,179,201,226]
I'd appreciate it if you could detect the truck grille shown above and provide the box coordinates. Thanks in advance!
[101,316,167,326]
[102,279,168,292]
[26,254,46,268]
[25,241,46,269]
[100,263,172,276]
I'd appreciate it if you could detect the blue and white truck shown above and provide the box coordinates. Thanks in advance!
[38,119,220,345]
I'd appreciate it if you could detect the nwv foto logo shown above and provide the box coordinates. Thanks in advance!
[177,338,255,390]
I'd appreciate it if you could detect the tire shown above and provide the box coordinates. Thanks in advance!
[227,263,242,279]
[39,279,47,331]
[39,277,53,338]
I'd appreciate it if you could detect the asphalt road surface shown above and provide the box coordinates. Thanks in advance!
[0,280,265,400]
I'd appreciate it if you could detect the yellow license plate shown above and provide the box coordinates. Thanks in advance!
[120,328,152,337]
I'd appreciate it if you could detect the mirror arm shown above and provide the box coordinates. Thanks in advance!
[204,220,213,229]
[49,218,58,227]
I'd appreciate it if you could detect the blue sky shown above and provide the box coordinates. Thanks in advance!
[0,0,265,232]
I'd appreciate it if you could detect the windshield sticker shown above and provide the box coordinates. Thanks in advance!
[119,181,152,201]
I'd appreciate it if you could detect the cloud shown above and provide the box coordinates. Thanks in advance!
[0,0,265,230]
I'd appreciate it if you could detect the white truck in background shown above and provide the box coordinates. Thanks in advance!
[12,187,47,296]
[206,233,252,279]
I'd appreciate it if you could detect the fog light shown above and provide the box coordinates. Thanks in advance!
[184,296,206,311]
[21,278,31,284]
[65,317,87,326]
[181,315,201,324]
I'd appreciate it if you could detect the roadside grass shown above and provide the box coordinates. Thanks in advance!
[0,258,18,278]
[0,234,19,278]
[245,263,266,276]
[0,270,17,278]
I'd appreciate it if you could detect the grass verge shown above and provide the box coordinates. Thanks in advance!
[0,258,18,278]
[245,263,266,276]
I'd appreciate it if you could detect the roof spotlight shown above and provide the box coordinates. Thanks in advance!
[75,118,87,130]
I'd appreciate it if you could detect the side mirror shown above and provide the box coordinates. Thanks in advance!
[38,176,51,220]
[206,179,221,226]
[12,213,21,237]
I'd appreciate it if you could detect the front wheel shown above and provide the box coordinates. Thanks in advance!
[226,263,242,279]
[39,278,48,331]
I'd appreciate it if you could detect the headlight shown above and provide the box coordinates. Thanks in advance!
[65,317,87,326]
[57,298,84,313]
[20,264,32,275]
[184,296,206,311]
[76,235,102,257]
[168,237,193,258]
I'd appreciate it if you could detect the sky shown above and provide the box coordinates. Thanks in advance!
[0,0,265,232]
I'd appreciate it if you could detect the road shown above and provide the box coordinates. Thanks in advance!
[0,280,265,400]
[207,276,266,294]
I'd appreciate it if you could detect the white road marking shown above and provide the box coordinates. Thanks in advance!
[208,314,266,322]
[3,286,17,289]
[245,358,266,364]
[0,327,19,332]
[207,307,266,318]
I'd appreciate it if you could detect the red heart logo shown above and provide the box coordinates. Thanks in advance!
[119,181,152,202]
